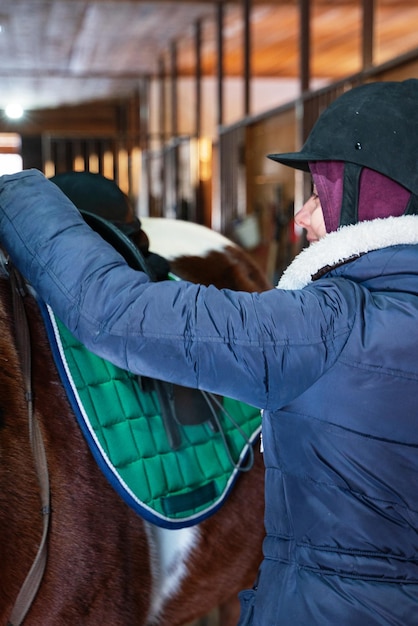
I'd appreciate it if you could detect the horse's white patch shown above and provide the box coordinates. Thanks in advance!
[144,522,200,623]
[140,217,235,260]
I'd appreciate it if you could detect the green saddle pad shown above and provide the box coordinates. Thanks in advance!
[41,303,261,528]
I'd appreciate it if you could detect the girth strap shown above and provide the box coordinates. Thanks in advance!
[7,265,51,626]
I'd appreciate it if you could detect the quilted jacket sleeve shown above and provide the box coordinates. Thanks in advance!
[0,169,356,410]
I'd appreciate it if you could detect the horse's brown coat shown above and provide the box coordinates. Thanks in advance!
[0,238,270,625]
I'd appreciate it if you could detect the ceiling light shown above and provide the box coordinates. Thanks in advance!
[5,104,24,120]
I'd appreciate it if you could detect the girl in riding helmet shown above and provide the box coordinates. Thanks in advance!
[1,79,418,625]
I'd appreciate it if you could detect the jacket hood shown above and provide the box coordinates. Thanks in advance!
[278,215,418,290]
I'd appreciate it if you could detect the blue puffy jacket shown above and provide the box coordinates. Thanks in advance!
[1,170,418,625]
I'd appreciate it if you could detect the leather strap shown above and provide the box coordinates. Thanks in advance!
[7,265,51,626]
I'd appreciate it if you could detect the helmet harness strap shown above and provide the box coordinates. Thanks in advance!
[339,163,362,228]
[404,193,418,216]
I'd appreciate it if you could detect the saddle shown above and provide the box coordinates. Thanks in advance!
[50,171,170,281]
[39,199,261,528]
[81,209,225,446]
[52,171,235,447]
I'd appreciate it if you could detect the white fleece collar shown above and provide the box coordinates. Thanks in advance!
[278,215,418,290]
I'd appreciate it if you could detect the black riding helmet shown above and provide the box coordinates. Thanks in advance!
[268,79,418,226]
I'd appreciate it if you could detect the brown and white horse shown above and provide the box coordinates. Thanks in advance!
[0,217,271,626]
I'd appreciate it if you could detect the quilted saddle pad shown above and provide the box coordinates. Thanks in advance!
[40,302,262,529]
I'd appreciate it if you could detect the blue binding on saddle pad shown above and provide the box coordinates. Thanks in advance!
[40,302,261,529]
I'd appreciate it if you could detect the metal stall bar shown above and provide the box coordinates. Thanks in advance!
[362,0,375,69]
[217,2,225,127]
[243,0,251,117]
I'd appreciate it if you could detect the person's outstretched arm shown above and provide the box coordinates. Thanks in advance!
[0,170,281,407]
[0,169,353,409]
